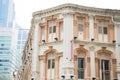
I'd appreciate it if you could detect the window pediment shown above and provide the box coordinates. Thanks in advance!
[78,52,85,57]
[98,53,110,59]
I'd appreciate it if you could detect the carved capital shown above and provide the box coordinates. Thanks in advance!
[89,44,95,51]
[34,17,41,24]
[88,14,94,19]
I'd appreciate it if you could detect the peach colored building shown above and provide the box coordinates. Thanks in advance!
[19,3,120,80]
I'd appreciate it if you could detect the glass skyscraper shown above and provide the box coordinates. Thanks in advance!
[0,0,15,28]
[0,28,20,80]
[0,0,20,80]
[17,29,29,61]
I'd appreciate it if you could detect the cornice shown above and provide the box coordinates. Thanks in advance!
[32,3,120,17]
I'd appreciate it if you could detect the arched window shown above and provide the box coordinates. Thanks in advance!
[78,52,85,79]
[39,46,63,80]
[95,47,117,80]
[47,53,55,79]
[74,45,90,80]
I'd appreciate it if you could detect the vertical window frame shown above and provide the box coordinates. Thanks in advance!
[101,60,110,80]
[53,26,56,33]
[78,17,84,32]
[49,27,52,34]
[78,58,85,79]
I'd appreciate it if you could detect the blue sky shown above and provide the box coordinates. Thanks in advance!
[14,0,120,29]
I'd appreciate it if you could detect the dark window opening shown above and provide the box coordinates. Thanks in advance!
[53,26,56,33]
[52,59,55,68]
[49,27,52,33]
[48,60,51,69]
[78,58,84,79]
[104,27,108,34]
[101,60,110,80]
[1,44,4,46]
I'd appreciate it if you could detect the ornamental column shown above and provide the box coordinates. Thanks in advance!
[89,44,96,79]
[62,10,74,80]
[113,19,120,80]
[31,19,40,80]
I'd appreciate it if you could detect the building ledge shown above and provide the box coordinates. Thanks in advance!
[74,39,116,47]
[39,40,63,46]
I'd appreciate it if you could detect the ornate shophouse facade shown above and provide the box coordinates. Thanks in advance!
[19,3,120,80]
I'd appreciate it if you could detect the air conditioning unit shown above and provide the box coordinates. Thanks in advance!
[54,37,58,41]
[74,36,77,40]
[31,78,35,80]
[42,40,45,43]
[91,38,94,41]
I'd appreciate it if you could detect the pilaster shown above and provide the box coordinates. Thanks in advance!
[89,14,94,41]
[113,20,120,80]
[62,11,74,79]
[89,44,96,79]
[32,20,40,79]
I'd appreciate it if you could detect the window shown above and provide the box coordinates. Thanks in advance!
[78,24,83,31]
[48,60,51,69]
[104,27,107,34]
[49,27,52,34]
[53,26,56,33]
[101,60,110,80]
[78,58,84,79]
[78,18,84,32]
[0,60,9,62]
[47,53,56,79]
[98,26,102,33]
[47,59,55,69]
[48,20,57,42]
[98,21,108,35]
[0,64,3,66]
[1,44,4,46]
[49,26,56,33]
[52,59,55,68]
[98,20,108,42]
[49,20,56,34]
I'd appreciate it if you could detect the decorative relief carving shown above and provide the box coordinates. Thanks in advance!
[102,47,106,50]
[79,44,84,48]
[34,17,41,24]
[49,46,53,50]
[47,53,55,58]
[98,53,110,59]
[78,52,84,57]
[89,44,95,51]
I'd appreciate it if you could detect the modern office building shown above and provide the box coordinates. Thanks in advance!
[0,0,15,28]
[20,3,120,80]
[0,0,20,80]
[0,27,20,80]
[17,29,29,59]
